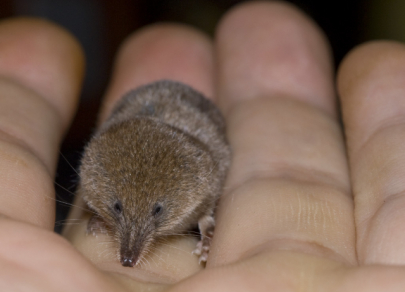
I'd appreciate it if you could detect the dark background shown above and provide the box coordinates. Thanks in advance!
[0,0,404,232]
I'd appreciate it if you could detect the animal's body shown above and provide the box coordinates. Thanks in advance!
[78,80,231,267]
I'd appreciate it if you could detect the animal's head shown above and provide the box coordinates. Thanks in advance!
[79,119,217,266]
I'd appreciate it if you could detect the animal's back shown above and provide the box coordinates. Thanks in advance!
[101,80,230,176]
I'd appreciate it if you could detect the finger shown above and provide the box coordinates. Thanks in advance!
[209,1,355,267]
[0,218,121,292]
[0,18,84,228]
[64,24,215,282]
[98,23,214,123]
[337,41,405,264]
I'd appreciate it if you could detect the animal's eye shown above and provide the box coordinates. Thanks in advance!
[152,203,163,218]
[113,200,123,214]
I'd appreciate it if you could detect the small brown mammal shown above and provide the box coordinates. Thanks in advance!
[78,80,231,267]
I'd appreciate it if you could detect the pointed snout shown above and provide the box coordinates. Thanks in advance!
[120,249,140,267]
[119,227,149,267]
[120,255,136,267]
[120,233,143,268]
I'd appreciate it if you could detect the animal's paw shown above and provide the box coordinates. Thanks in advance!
[192,215,215,264]
[192,236,212,264]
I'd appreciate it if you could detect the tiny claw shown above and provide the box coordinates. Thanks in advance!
[198,253,208,265]
[192,241,203,256]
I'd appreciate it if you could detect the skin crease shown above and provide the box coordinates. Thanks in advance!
[3,1,405,291]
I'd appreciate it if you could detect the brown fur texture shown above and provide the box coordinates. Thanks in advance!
[78,80,231,267]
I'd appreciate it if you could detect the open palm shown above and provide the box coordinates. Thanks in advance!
[1,2,405,291]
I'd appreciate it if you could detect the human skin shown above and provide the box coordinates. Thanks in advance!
[1,1,405,291]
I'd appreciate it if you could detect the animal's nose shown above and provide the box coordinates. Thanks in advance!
[120,256,135,267]
[120,237,141,267]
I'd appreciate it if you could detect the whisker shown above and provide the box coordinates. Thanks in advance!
[59,151,81,178]
[51,196,98,216]
[155,241,193,255]
[54,181,76,197]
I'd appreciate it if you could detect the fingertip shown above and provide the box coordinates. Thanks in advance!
[215,1,335,116]
[338,40,405,98]
[0,16,85,130]
[100,23,214,122]
[337,40,405,151]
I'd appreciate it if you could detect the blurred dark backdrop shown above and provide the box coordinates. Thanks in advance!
[0,0,404,232]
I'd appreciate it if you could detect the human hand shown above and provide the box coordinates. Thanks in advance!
[2,2,405,291]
